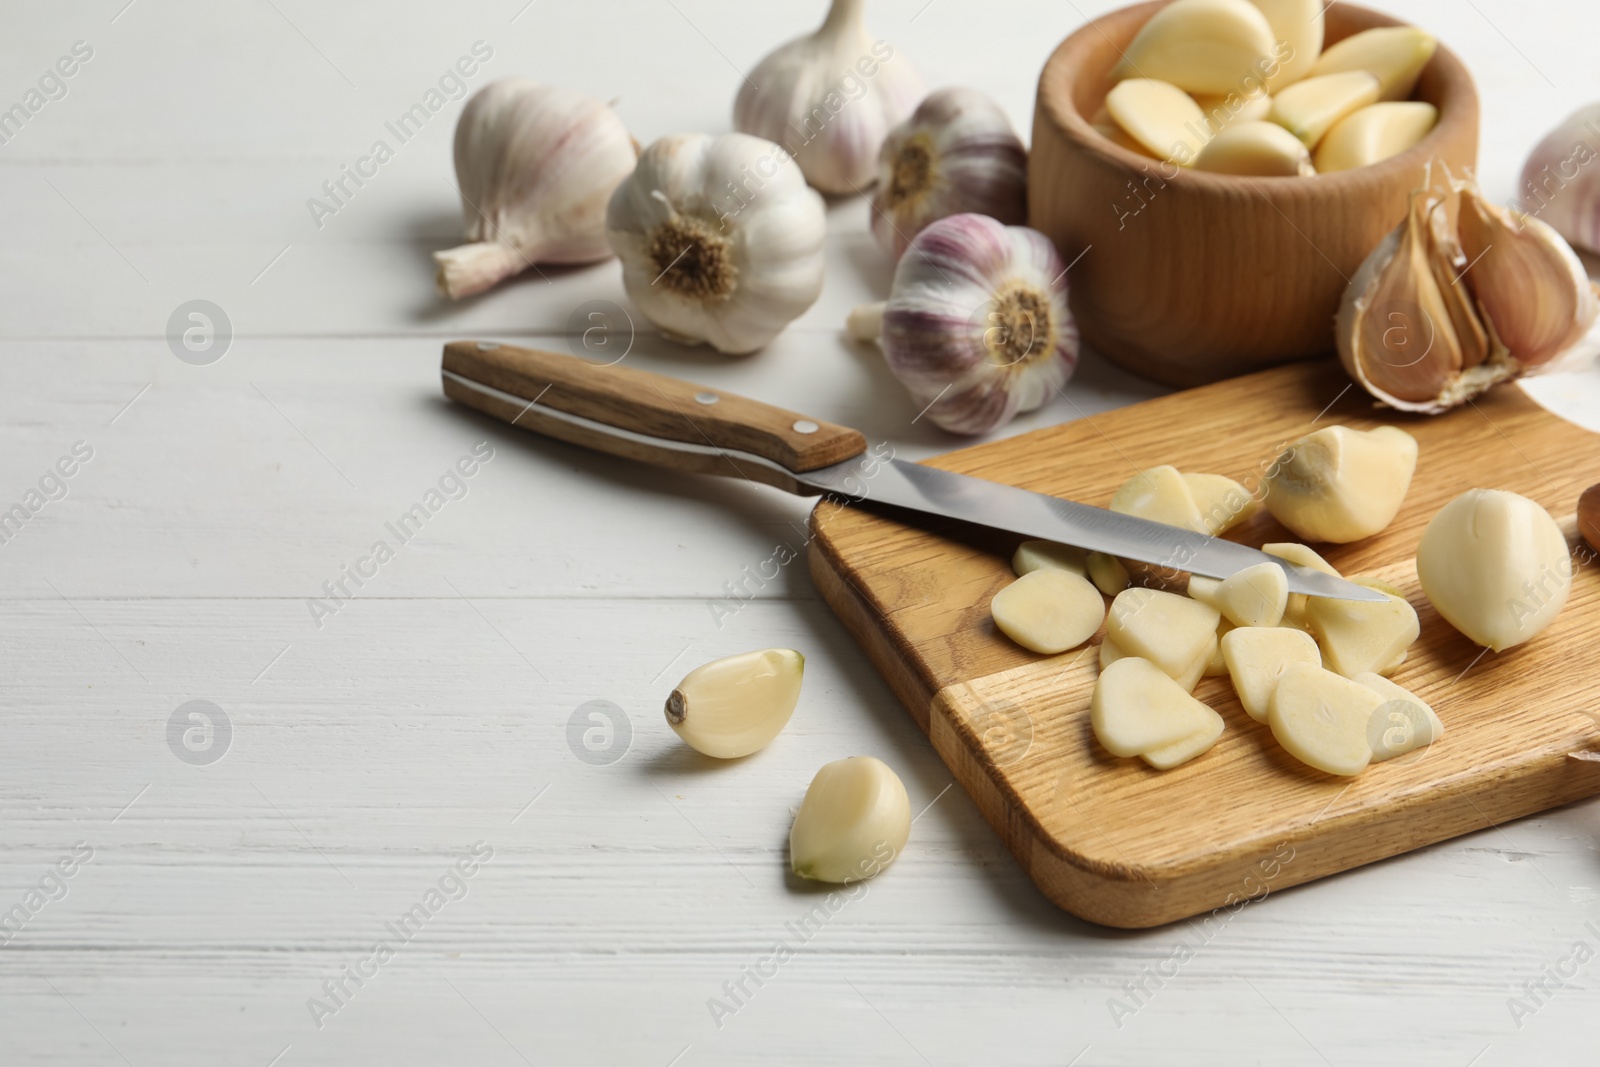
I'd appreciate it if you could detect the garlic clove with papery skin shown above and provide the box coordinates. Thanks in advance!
[870,87,1028,261]
[734,0,923,196]
[436,80,638,299]
[789,757,910,884]
[606,133,826,355]
[1516,104,1600,255]
[874,213,1079,435]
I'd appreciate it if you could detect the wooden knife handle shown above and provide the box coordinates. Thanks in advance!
[441,340,867,494]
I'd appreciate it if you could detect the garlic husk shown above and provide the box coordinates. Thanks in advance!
[1516,104,1600,254]
[1455,180,1600,374]
[789,756,910,884]
[733,0,924,196]
[870,87,1028,260]
[872,213,1079,435]
[606,133,826,355]
[1337,185,1523,413]
[436,80,638,299]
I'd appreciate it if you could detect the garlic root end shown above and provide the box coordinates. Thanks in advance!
[847,302,886,343]
[434,241,530,300]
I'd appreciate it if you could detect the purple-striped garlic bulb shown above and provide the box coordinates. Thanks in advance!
[849,213,1079,435]
[870,87,1028,260]
[1516,103,1600,255]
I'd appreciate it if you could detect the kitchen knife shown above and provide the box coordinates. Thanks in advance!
[440,340,1385,602]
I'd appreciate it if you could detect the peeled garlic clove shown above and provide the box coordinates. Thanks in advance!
[1416,488,1572,652]
[1304,582,1419,679]
[1267,71,1381,148]
[1099,637,1131,671]
[1107,588,1222,687]
[1193,88,1273,134]
[1356,673,1443,761]
[1214,562,1289,628]
[1222,625,1322,721]
[1104,79,1212,166]
[1313,102,1437,173]
[871,87,1028,261]
[1247,0,1325,89]
[991,569,1106,654]
[1114,0,1279,97]
[1012,539,1088,578]
[789,756,910,884]
[666,649,804,758]
[1187,574,1222,609]
[734,0,924,195]
[1269,663,1381,776]
[1093,119,1158,158]
[879,213,1079,435]
[607,133,826,355]
[1141,711,1226,770]
[1087,552,1131,596]
[436,80,639,299]
[1309,26,1438,102]
[1265,542,1339,630]
[1194,121,1315,176]
[1456,180,1600,373]
[1265,425,1417,543]
[1092,657,1219,758]
[1516,104,1600,255]
[1110,465,1208,532]
[1186,472,1262,534]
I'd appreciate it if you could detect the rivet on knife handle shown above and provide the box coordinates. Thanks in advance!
[441,340,867,494]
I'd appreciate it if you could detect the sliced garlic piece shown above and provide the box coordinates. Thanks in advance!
[666,649,804,758]
[1186,472,1263,534]
[991,570,1106,654]
[1309,26,1438,102]
[1012,539,1088,578]
[1269,663,1382,776]
[1378,649,1407,676]
[1204,620,1234,677]
[1087,551,1132,596]
[1356,672,1443,761]
[1091,657,1219,758]
[1264,541,1340,626]
[1187,574,1222,609]
[1110,465,1208,531]
[1107,588,1222,687]
[1247,0,1325,89]
[1304,582,1419,679]
[1416,488,1572,651]
[789,756,911,884]
[1105,79,1212,166]
[1142,711,1226,770]
[1222,625,1322,721]
[1265,425,1418,543]
[1195,120,1316,176]
[1193,88,1273,134]
[1114,0,1278,96]
[1314,102,1437,172]
[1268,71,1381,148]
[1214,561,1289,627]
[1099,637,1131,671]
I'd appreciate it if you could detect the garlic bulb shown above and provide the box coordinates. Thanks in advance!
[1517,104,1600,254]
[869,87,1027,260]
[1337,176,1600,413]
[733,0,924,195]
[1417,489,1571,651]
[853,213,1079,435]
[436,80,638,299]
[606,133,826,355]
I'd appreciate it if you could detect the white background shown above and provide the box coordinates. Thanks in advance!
[2,1,1599,1064]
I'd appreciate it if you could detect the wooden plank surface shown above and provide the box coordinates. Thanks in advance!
[811,360,1600,926]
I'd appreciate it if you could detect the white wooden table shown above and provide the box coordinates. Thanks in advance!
[3,1,1599,1063]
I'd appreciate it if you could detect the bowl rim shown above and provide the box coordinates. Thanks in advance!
[1038,0,1481,191]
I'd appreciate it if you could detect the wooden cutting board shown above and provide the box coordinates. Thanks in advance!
[808,360,1600,928]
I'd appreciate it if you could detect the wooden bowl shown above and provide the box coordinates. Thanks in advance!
[1029,1,1480,387]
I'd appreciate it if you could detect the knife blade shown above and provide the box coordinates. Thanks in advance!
[440,341,1384,602]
